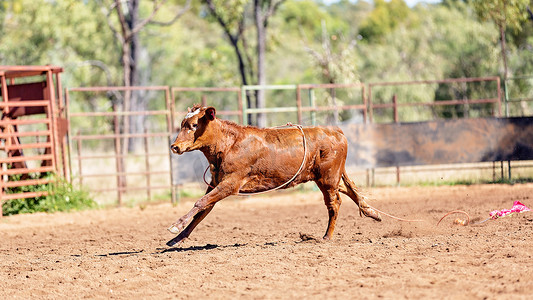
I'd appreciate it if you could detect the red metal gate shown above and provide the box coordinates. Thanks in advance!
[0,66,68,216]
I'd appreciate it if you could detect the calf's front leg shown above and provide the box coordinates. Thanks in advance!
[166,181,240,247]
[166,206,215,246]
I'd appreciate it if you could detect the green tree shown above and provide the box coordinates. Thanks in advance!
[0,0,119,86]
[101,0,191,152]
[203,0,285,126]
[356,1,500,121]
[358,0,410,42]
[471,0,530,80]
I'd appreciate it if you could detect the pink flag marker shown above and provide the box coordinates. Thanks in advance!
[489,201,531,220]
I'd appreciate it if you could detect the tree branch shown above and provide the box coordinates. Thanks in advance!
[205,0,233,38]
[114,0,130,41]
[204,0,249,85]
[263,0,286,28]
[267,0,285,19]
[149,0,192,26]
[101,1,125,44]
[130,0,168,36]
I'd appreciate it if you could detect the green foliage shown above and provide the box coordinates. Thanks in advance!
[354,1,505,122]
[358,0,411,42]
[2,174,97,216]
[280,0,347,39]
[471,0,530,31]
[0,0,118,85]
[0,0,533,121]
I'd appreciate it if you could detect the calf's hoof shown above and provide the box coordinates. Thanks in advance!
[361,207,382,222]
[167,224,181,234]
[166,238,180,247]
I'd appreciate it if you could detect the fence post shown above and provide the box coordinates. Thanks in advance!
[113,104,123,206]
[166,87,177,204]
[65,89,74,183]
[143,129,152,202]
[308,88,316,126]
[503,78,509,117]
[331,87,338,125]
[296,85,302,124]
[367,84,373,186]
[1,164,3,217]
[492,161,496,182]
[508,160,512,182]
[368,84,373,122]
[237,89,244,125]
[362,84,367,123]
[76,132,83,187]
[393,94,400,185]
[241,87,248,125]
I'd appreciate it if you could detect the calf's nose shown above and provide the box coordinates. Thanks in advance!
[170,144,180,154]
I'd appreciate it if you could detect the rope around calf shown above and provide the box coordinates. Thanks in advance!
[202,122,308,196]
[200,123,531,227]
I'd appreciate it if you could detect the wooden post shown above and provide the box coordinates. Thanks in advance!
[241,87,248,125]
[393,94,399,123]
[331,87,338,125]
[308,89,316,126]
[114,105,123,206]
[65,89,74,183]
[492,161,496,182]
[144,129,151,202]
[0,75,8,214]
[165,87,177,204]
[368,84,373,123]
[76,133,83,187]
[46,70,58,173]
[393,94,400,186]
[296,85,302,124]
[508,160,512,182]
[237,89,243,125]
[362,85,367,124]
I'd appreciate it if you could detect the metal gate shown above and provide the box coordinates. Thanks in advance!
[0,66,68,216]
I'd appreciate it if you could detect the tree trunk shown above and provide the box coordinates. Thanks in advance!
[499,23,509,81]
[120,42,131,187]
[255,0,267,128]
[230,36,254,125]
[127,0,141,152]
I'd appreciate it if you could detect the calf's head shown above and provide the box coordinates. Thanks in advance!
[171,106,217,155]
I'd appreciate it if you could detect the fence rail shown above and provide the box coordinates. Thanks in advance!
[4,75,533,210]
[65,86,175,205]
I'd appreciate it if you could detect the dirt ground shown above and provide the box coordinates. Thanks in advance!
[1,184,532,299]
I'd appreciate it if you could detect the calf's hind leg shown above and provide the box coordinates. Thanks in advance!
[318,184,343,240]
[339,171,381,221]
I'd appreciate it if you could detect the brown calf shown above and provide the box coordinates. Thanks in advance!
[167,105,381,246]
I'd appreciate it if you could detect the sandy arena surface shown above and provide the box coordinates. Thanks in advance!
[1,184,532,299]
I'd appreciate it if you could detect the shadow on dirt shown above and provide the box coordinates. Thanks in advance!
[159,243,247,253]
[90,250,145,257]
[89,238,309,257]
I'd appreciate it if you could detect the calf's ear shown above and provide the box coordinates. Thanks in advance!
[205,107,216,121]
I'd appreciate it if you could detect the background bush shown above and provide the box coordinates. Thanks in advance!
[2,173,96,216]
